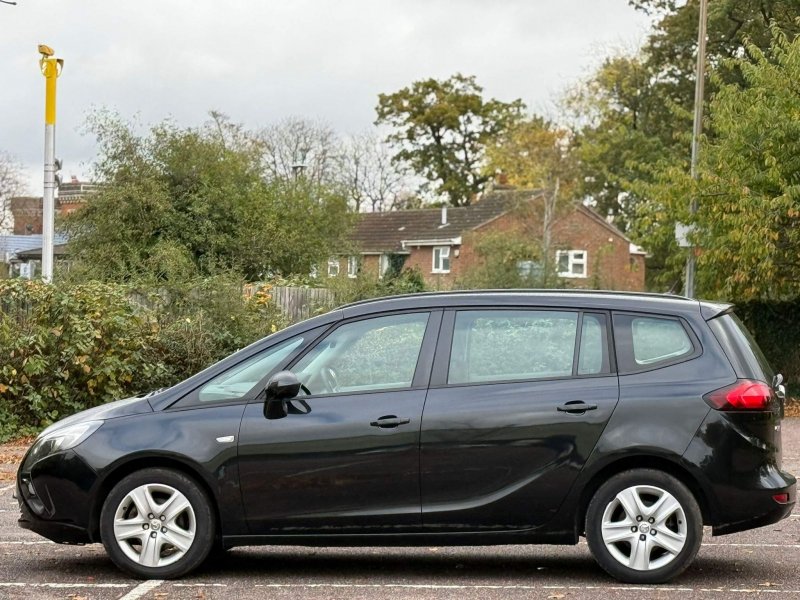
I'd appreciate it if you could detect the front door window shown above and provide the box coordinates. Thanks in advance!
[292,312,430,395]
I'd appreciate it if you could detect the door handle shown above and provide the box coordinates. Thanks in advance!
[370,415,411,428]
[557,401,598,414]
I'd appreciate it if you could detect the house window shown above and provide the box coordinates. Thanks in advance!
[517,260,543,281]
[347,256,359,278]
[327,258,340,277]
[556,250,587,278]
[432,246,451,274]
[379,254,390,278]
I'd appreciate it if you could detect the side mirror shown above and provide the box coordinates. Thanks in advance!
[264,371,302,420]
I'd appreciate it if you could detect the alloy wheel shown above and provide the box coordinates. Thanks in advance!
[113,483,197,568]
[600,484,688,571]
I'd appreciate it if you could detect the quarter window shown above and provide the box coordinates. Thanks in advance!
[556,250,587,278]
[292,313,430,395]
[448,310,579,385]
[630,316,693,366]
[432,246,451,274]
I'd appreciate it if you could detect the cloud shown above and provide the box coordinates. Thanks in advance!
[1,0,651,193]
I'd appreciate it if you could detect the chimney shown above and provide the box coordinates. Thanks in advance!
[441,207,447,225]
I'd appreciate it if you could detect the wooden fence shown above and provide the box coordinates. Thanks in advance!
[243,284,334,324]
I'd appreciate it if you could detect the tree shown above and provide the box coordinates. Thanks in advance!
[64,111,351,282]
[0,151,24,234]
[336,132,410,212]
[258,117,340,186]
[638,25,800,300]
[485,116,581,285]
[569,1,800,289]
[376,74,525,207]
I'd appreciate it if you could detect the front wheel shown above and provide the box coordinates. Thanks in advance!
[100,468,214,579]
[585,469,702,584]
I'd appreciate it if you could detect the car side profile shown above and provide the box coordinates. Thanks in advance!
[16,290,795,583]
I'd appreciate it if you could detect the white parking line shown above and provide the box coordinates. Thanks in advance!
[119,579,163,600]
[250,583,800,594]
[704,543,800,548]
[0,484,14,494]
[0,541,54,545]
[0,583,129,589]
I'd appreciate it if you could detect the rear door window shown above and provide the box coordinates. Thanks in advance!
[448,310,580,385]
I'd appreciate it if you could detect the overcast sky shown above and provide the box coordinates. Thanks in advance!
[2,1,653,194]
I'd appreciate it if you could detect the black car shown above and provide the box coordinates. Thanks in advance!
[16,290,795,583]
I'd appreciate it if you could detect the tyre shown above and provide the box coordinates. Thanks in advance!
[100,468,214,579]
[585,469,702,584]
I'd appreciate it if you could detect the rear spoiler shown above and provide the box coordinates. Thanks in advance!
[700,301,734,321]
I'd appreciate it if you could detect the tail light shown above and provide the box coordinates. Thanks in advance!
[703,379,773,411]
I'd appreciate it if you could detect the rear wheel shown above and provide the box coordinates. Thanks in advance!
[585,469,702,583]
[100,468,214,579]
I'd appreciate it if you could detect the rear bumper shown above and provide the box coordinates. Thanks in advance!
[711,481,795,535]
[684,409,797,535]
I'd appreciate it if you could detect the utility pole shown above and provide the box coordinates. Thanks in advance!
[685,0,708,298]
[38,44,63,283]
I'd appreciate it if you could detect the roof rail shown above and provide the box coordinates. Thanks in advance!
[338,289,695,310]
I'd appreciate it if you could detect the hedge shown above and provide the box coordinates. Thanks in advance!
[0,278,285,440]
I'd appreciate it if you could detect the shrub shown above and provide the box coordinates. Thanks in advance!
[0,279,163,431]
[325,267,427,306]
[0,277,287,440]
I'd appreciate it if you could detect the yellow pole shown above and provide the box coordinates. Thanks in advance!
[42,58,58,125]
[38,44,63,282]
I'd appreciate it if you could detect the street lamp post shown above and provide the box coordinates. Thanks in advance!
[38,44,63,283]
[685,0,708,298]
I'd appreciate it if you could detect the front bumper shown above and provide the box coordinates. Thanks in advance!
[16,448,98,545]
[17,482,91,544]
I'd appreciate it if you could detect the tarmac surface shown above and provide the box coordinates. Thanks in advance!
[1,420,800,599]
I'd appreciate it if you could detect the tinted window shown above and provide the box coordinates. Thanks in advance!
[708,313,774,382]
[578,313,608,375]
[198,336,305,402]
[293,313,429,395]
[631,317,693,366]
[448,310,578,384]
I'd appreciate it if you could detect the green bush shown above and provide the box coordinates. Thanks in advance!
[0,279,163,432]
[325,267,427,306]
[143,275,287,386]
[0,277,286,440]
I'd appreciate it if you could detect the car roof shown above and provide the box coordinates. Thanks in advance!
[339,289,706,319]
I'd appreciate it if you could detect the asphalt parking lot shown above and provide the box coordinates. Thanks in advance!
[1,420,800,600]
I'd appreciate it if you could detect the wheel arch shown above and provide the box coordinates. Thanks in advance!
[89,455,222,545]
[576,454,713,535]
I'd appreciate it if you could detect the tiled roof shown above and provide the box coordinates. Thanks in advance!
[351,189,543,253]
[0,234,69,261]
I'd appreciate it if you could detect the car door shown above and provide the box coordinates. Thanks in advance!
[237,310,441,535]
[420,308,619,531]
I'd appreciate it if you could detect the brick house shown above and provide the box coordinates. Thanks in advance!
[333,188,646,291]
[6,177,98,235]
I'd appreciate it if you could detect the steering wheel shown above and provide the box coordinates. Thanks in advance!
[321,367,340,393]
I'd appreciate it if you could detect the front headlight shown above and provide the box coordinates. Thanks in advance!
[25,420,103,467]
